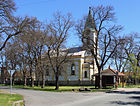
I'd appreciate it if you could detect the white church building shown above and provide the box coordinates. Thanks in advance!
[45,8,98,85]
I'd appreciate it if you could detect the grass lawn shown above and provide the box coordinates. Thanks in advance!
[124,84,140,88]
[117,83,140,88]
[0,90,23,106]
[1,85,115,92]
[1,84,139,92]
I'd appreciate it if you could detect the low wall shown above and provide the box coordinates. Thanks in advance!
[46,80,95,86]
[1,80,95,86]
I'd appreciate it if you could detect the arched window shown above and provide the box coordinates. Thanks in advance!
[71,64,75,75]
[84,71,88,78]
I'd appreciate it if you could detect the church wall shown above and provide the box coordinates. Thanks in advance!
[46,57,82,81]
[45,56,97,85]
[90,65,93,80]
[58,75,65,81]
[66,61,79,81]
[94,64,98,73]
[80,58,84,80]
[46,70,54,81]
[82,67,90,81]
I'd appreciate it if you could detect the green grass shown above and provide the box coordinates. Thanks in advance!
[12,85,94,92]
[0,85,115,92]
[117,83,140,88]
[124,84,140,88]
[0,92,23,106]
[3,84,140,92]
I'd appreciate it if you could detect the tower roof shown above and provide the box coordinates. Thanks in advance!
[84,7,96,31]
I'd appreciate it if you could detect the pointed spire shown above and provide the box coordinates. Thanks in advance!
[89,7,92,15]
[84,7,96,31]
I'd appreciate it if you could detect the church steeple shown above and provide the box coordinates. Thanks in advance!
[84,7,96,32]
[83,7,97,48]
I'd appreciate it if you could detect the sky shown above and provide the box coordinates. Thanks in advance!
[14,0,140,47]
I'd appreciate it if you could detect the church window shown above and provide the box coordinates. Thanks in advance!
[71,64,75,75]
[84,71,88,78]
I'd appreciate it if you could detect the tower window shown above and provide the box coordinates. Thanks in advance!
[84,71,88,78]
[71,64,75,75]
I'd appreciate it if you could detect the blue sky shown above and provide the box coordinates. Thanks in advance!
[14,0,140,47]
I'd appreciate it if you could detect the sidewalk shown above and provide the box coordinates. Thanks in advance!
[116,88,140,91]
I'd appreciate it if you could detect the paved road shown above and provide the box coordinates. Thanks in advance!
[0,86,140,106]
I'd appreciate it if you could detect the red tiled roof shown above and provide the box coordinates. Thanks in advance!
[104,66,125,76]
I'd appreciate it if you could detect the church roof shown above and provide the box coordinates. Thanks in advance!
[67,47,86,57]
[84,7,96,31]
[42,47,86,58]
[67,47,83,53]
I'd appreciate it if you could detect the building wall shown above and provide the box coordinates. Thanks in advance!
[45,55,98,84]
[66,61,79,81]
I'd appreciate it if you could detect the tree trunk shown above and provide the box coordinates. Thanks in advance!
[30,71,34,87]
[55,73,59,90]
[3,79,5,84]
[133,72,137,85]
[31,76,34,87]
[99,69,102,89]
[134,76,137,85]
[41,71,45,88]
[23,71,27,86]
[122,76,125,88]
[30,67,34,87]
[24,76,27,87]
[12,77,15,85]
[36,79,39,86]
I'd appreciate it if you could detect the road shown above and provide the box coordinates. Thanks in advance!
[0,86,140,106]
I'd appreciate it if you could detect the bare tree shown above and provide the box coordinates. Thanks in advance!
[111,36,129,72]
[31,30,47,88]
[4,41,20,85]
[0,50,5,66]
[45,12,74,90]
[14,39,29,86]
[3,16,48,87]
[0,0,34,51]
[123,33,140,84]
[76,6,123,89]
[15,17,41,87]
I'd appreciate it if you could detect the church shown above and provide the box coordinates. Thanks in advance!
[45,8,99,85]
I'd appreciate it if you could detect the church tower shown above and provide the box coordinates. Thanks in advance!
[83,7,99,76]
[83,7,97,47]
